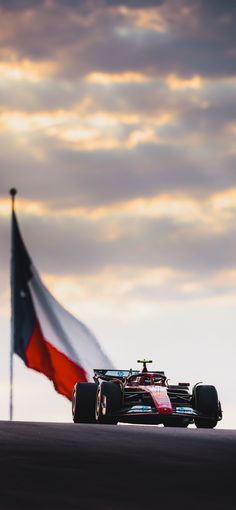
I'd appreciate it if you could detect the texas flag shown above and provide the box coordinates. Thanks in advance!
[12,210,113,400]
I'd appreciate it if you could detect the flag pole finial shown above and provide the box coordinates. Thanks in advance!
[9,188,17,212]
[9,188,17,196]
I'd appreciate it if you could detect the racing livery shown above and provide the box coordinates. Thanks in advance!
[72,360,222,428]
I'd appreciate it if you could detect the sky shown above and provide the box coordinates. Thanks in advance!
[0,0,236,427]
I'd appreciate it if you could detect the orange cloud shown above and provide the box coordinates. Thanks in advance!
[5,189,236,235]
[126,127,159,148]
[210,188,236,214]
[85,71,149,85]
[0,59,55,82]
[117,6,168,33]
[166,74,203,90]
[0,197,46,217]
[0,104,176,153]
[0,110,68,133]
[42,265,177,318]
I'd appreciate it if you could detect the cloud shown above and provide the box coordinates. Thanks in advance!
[85,71,149,84]
[0,0,38,9]
[1,116,236,210]
[1,0,236,286]
[2,188,236,279]
[166,74,203,91]
[0,0,235,80]
[0,0,165,10]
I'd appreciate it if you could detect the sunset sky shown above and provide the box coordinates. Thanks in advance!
[0,0,236,427]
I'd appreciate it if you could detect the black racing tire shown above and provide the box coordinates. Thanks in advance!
[163,420,189,428]
[193,385,219,429]
[72,382,97,424]
[97,381,122,424]
[195,418,218,429]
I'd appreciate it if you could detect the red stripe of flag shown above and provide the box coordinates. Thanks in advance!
[25,321,88,400]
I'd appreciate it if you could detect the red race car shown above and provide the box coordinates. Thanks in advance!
[72,360,222,428]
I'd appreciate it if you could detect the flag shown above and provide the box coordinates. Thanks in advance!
[12,210,113,400]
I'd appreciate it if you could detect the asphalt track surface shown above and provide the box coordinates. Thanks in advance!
[0,422,235,510]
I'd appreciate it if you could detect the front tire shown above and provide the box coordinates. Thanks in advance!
[163,419,189,428]
[193,385,219,429]
[195,418,218,428]
[72,382,97,423]
[96,381,122,424]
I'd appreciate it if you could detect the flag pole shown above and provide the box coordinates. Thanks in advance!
[9,188,17,421]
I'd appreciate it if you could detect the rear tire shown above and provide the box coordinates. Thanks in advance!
[96,382,122,424]
[72,382,97,423]
[193,385,219,429]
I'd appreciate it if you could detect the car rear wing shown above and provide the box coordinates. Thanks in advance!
[93,369,166,380]
[94,369,139,380]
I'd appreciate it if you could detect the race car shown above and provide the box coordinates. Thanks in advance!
[72,359,222,428]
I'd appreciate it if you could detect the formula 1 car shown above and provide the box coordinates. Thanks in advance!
[72,360,222,428]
